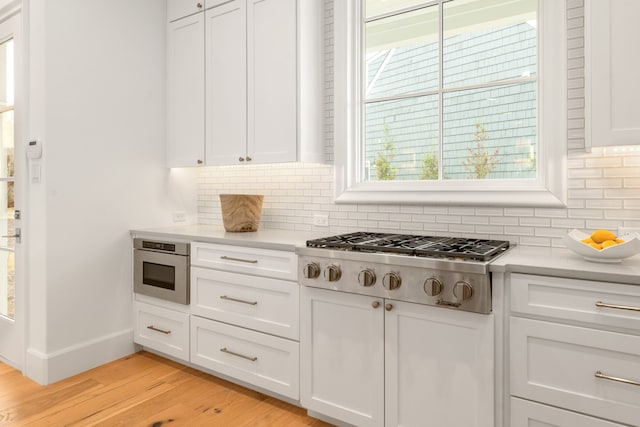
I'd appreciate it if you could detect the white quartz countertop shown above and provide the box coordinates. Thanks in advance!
[491,245,640,285]
[130,225,640,285]
[130,224,325,252]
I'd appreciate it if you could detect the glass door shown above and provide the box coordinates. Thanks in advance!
[0,37,15,321]
[0,10,21,368]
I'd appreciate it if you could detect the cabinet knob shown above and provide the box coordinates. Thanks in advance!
[385,303,393,311]
[196,2,203,8]
[372,301,380,309]
[196,159,203,165]
[246,156,252,162]
[239,157,245,162]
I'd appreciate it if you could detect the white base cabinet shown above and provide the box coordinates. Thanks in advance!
[191,315,299,400]
[301,287,384,427]
[508,273,640,427]
[301,286,494,427]
[134,300,190,362]
[189,242,300,401]
[191,266,299,340]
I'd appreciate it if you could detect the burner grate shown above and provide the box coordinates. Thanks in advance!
[414,238,510,261]
[306,232,510,262]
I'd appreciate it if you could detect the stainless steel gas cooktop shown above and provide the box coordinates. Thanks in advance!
[296,232,511,314]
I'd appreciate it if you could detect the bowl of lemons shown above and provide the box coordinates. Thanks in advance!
[564,229,640,263]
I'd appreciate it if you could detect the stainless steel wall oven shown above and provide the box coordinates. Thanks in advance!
[133,238,190,304]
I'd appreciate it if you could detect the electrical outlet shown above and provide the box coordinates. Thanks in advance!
[313,214,329,227]
[618,227,640,236]
[172,212,187,223]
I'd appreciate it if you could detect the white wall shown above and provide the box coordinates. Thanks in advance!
[196,0,640,246]
[25,0,195,384]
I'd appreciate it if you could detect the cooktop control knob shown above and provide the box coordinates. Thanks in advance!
[423,277,443,296]
[303,262,320,279]
[383,272,402,291]
[358,269,376,287]
[453,281,473,301]
[324,264,342,282]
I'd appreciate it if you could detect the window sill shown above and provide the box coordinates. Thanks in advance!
[335,185,567,207]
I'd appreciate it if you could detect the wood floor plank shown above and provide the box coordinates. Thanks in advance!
[0,351,333,427]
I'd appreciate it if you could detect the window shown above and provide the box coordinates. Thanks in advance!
[334,0,567,206]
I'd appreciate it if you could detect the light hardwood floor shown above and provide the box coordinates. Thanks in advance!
[0,351,333,426]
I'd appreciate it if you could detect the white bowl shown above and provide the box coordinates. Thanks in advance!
[564,229,640,263]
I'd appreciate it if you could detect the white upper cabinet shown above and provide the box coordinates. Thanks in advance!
[166,13,205,167]
[246,0,297,164]
[166,0,325,167]
[167,0,205,22]
[585,0,640,148]
[205,0,247,165]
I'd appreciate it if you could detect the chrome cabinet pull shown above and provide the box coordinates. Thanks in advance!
[220,295,258,306]
[595,301,640,312]
[595,371,640,387]
[220,255,258,264]
[147,325,171,335]
[220,347,258,362]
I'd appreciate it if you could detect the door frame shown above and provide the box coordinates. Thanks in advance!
[0,0,24,371]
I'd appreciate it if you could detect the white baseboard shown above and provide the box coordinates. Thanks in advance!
[25,329,136,385]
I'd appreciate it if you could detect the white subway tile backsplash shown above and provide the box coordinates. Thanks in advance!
[196,1,639,249]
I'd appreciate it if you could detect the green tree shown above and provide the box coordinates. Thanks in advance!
[373,124,397,180]
[463,122,499,179]
[420,151,438,180]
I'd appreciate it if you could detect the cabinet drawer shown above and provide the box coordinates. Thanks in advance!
[191,267,299,340]
[510,273,640,331]
[190,316,299,400]
[510,397,624,427]
[134,301,189,361]
[510,317,640,426]
[191,242,297,281]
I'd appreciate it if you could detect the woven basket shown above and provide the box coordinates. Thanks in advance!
[219,194,264,232]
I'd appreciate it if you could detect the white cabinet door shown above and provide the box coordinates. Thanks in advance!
[247,0,297,163]
[585,0,640,147]
[166,13,205,167]
[300,286,385,427]
[167,0,204,22]
[205,0,247,165]
[385,301,494,427]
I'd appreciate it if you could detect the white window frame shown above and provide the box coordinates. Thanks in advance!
[334,0,567,207]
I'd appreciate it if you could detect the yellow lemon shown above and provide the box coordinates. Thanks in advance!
[615,238,625,244]
[588,242,603,250]
[601,240,618,249]
[590,229,617,244]
[581,237,594,244]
